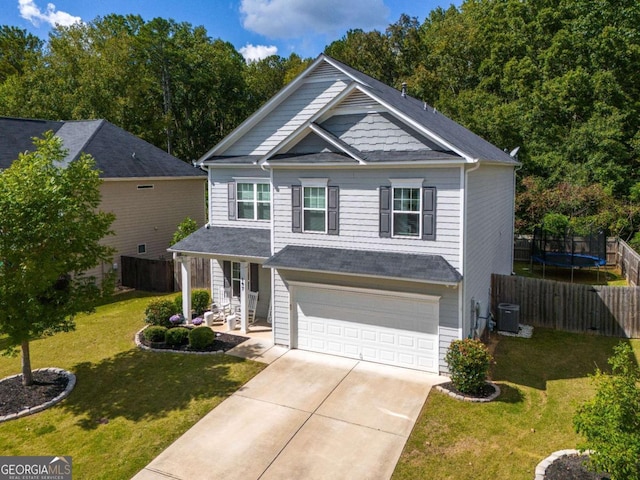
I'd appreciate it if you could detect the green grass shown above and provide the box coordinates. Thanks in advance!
[393,329,638,479]
[514,261,627,285]
[0,291,265,479]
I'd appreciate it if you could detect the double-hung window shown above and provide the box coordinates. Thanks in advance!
[379,179,436,240]
[303,186,326,232]
[292,179,339,235]
[393,187,420,237]
[229,179,270,221]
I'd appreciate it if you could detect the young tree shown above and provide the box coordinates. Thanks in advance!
[171,217,198,246]
[574,342,640,480]
[0,133,115,386]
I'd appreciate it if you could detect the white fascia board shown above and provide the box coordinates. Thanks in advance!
[351,85,476,163]
[265,159,468,169]
[321,55,371,88]
[307,123,367,164]
[258,82,362,165]
[196,55,329,164]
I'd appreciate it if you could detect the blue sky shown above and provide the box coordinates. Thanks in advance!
[1,0,460,61]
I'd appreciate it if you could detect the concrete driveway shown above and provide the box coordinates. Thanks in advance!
[132,349,443,480]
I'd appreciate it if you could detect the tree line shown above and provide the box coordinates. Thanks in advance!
[1,0,639,242]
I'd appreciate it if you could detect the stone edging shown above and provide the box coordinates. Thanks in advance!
[534,449,592,480]
[0,368,76,423]
[435,381,501,402]
[135,327,225,355]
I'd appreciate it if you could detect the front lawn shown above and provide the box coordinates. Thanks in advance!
[0,291,265,480]
[393,328,638,479]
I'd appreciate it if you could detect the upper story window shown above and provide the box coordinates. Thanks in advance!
[292,179,339,235]
[228,179,270,221]
[237,182,270,220]
[303,186,326,232]
[380,179,436,241]
[393,187,420,237]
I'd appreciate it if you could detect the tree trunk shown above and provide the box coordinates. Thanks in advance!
[21,340,33,386]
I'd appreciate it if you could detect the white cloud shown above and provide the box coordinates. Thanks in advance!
[18,0,81,28]
[239,44,279,62]
[240,0,389,39]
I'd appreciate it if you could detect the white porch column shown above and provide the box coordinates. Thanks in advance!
[239,261,249,333]
[179,255,192,322]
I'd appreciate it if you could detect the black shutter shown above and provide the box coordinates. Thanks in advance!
[292,185,302,232]
[223,261,231,288]
[327,186,339,235]
[422,187,436,241]
[227,182,236,220]
[379,186,391,238]
[250,263,259,292]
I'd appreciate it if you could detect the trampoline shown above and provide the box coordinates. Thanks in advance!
[531,226,607,282]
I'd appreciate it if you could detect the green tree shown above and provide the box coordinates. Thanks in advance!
[574,342,640,479]
[0,133,115,386]
[171,217,198,246]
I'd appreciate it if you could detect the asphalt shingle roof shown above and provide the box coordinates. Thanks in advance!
[0,117,206,178]
[168,226,272,260]
[263,245,463,285]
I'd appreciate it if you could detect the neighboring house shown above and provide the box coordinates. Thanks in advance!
[169,54,519,374]
[0,117,206,285]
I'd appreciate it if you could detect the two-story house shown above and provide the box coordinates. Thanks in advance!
[169,54,518,374]
[0,117,207,286]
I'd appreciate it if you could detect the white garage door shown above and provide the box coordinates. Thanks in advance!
[293,283,440,372]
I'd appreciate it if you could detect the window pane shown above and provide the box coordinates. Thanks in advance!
[304,210,325,231]
[237,183,254,201]
[257,202,270,220]
[257,184,270,201]
[237,202,255,219]
[304,187,325,208]
[393,188,419,211]
[394,213,420,236]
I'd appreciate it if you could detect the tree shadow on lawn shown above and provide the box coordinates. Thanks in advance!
[490,327,628,391]
[63,349,251,429]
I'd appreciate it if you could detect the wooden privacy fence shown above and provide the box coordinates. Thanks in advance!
[121,256,174,292]
[173,257,211,291]
[491,273,640,338]
[121,256,210,292]
[618,239,640,287]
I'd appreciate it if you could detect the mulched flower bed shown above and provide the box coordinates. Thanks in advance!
[544,454,610,480]
[0,370,68,417]
[137,330,248,352]
[437,381,497,399]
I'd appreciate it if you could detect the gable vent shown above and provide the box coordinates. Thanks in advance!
[339,91,377,110]
[307,62,346,81]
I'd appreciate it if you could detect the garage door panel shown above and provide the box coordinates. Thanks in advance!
[295,285,439,373]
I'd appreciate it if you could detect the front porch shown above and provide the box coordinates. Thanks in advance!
[210,318,285,364]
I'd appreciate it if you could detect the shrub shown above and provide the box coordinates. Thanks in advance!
[189,326,216,350]
[192,290,211,315]
[574,342,640,480]
[445,339,492,395]
[165,327,190,347]
[144,299,176,327]
[173,290,211,316]
[143,326,167,343]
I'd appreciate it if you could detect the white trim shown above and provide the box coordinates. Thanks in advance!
[391,185,422,238]
[390,178,424,188]
[299,178,329,187]
[288,280,441,303]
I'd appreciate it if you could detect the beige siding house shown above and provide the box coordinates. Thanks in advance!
[170,54,519,374]
[0,117,206,285]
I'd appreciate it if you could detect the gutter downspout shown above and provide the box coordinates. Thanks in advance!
[461,160,481,339]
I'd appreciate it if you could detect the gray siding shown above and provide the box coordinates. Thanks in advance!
[288,133,336,154]
[224,80,348,156]
[209,167,271,228]
[438,326,462,373]
[321,113,440,151]
[272,167,462,269]
[463,165,515,337]
[211,259,271,319]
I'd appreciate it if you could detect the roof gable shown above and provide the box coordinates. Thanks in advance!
[200,54,518,166]
[0,117,205,178]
